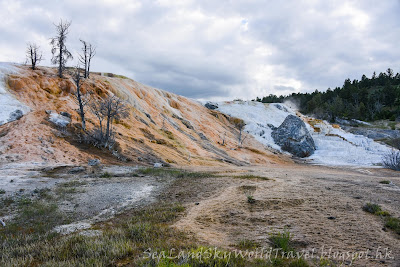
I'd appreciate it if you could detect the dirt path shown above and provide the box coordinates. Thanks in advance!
[173,165,400,266]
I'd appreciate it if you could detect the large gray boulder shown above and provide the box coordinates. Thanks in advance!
[272,115,316,157]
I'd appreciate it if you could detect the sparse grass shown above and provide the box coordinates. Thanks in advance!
[136,168,214,179]
[362,203,399,235]
[0,196,309,266]
[379,180,391,184]
[247,195,256,204]
[0,197,14,209]
[235,174,271,180]
[100,171,113,178]
[33,187,53,200]
[59,180,87,187]
[362,202,382,214]
[289,258,309,267]
[161,129,175,140]
[318,257,335,266]
[149,246,248,267]
[269,229,293,253]
[236,239,260,250]
[0,199,66,261]
[0,202,186,266]
[56,186,78,195]
[0,189,5,194]
[385,217,400,234]
[375,210,391,217]
[18,196,32,206]
[55,180,85,199]
[388,122,396,130]
[114,119,131,129]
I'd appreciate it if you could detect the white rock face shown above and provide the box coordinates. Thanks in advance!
[0,63,30,125]
[216,100,395,167]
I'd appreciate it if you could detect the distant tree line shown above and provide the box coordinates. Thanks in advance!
[255,69,400,122]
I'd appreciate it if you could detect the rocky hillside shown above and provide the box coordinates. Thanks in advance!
[0,63,287,166]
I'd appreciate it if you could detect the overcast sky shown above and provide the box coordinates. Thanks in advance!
[1,0,400,100]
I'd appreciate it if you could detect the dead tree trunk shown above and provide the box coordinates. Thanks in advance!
[50,20,73,78]
[26,43,43,70]
[73,66,88,131]
[79,39,96,78]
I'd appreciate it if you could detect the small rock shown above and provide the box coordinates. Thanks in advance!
[0,219,5,227]
[88,159,101,166]
[48,112,71,127]
[45,110,54,114]
[205,102,218,110]
[153,163,163,168]
[8,109,23,122]
[274,104,289,112]
[60,112,72,118]
[327,216,336,220]
[195,202,200,205]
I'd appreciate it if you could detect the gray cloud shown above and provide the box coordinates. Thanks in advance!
[1,0,400,100]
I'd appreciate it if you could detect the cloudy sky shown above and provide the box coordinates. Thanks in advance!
[1,0,400,100]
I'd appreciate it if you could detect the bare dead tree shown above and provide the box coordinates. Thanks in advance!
[79,40,88,78]
[50,20,73,78]
[239,132,248,147]
[79,40,96,78]
[72,65,89,131]
[103,95,129,143]
[89,97,106,143]
[87,43,96,78]
[26,43,43,70]
[89,95,129,147]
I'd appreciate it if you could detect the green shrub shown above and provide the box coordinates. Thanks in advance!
[362,203,382,214]
[236,239,259,250]
[385,217,400,234]
[269,229,293,253]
